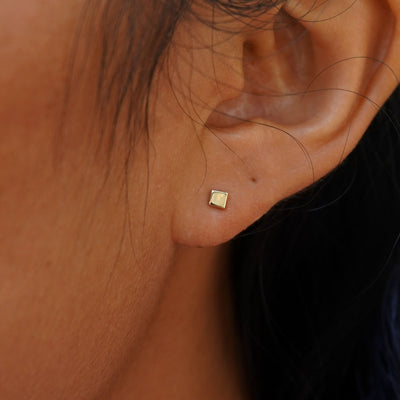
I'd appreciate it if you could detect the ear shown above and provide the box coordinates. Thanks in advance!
[170,0,400,247]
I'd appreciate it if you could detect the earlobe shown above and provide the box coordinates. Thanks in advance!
[171,0,400,248]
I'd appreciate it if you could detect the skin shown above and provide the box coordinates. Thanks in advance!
[0,1,249,399]
[1,0,400,398]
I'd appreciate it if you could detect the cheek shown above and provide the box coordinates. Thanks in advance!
[0,1,79,124]
[0,0,78,199]
[0,1,175,398]
[0,163,170,399]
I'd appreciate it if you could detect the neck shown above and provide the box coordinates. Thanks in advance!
[106,242,250,400]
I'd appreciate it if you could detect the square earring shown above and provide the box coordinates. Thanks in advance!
[209,190,228,209]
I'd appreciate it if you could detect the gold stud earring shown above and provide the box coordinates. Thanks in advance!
[209,190,229,209]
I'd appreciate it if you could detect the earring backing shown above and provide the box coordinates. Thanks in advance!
[209,190,229,209]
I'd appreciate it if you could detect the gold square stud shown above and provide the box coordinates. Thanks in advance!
[209,190,228,209]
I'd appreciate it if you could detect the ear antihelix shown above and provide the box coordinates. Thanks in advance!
[284,0,358,22]
[206,9,315,130]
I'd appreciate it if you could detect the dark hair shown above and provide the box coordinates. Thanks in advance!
[77,0,400,398]
[232,87,400,399]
